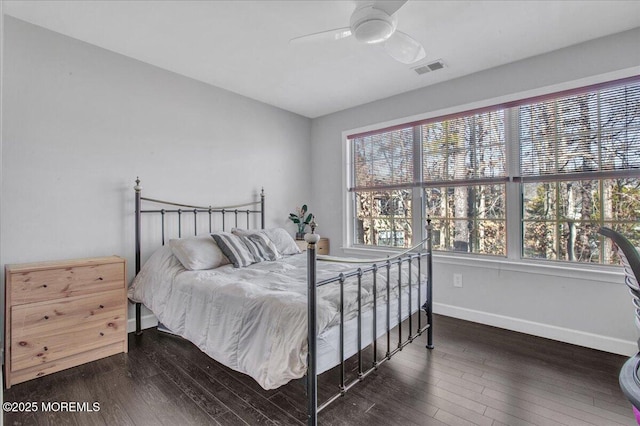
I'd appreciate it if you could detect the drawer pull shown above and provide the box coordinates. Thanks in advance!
[99,305,104,309]
[19,341,27,347]
[44,347,48,351]
[108,322,114,327]
[42,284,47,288]
[100,332,104,336]
[44,316,49,320]
[98,277,104,281]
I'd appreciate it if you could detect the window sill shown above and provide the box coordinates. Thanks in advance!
[342,245,625,283]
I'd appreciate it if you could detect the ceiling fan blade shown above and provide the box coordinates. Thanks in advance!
[289,27,352,44]
[372,0,408,16]
[384,30,426,64]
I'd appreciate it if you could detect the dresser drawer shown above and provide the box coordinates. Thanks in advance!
[10,262,124,305]
[295,237,330,255]
[317,238,330,255]
[10,289,126,371]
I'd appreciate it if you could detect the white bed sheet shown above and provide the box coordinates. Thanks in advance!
[128,245,427,389]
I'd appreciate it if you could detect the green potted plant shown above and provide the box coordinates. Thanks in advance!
[289,205,313,240]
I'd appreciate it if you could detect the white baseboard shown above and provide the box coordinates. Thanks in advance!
[127,313,158,333]
[434,302,637,357]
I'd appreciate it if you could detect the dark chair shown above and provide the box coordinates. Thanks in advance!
[598,227,640,421]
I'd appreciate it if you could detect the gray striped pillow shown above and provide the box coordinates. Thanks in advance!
[211,232,255,268]
[242,233,281,262]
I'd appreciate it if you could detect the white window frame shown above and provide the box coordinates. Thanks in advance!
[342,68,639,272]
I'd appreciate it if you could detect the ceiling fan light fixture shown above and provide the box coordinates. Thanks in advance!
[384,31,426,64]
[350,5,397,44]
[353,19,394,44]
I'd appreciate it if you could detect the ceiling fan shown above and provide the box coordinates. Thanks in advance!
[290,0,426,65]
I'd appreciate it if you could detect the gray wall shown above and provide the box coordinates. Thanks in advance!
[310,27,640,355]
[1,17,312,331]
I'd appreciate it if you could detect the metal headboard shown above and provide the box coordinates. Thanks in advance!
[133,177,265,333]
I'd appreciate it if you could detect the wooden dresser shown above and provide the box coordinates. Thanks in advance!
[4,256,128,388]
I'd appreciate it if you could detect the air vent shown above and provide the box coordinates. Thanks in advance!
[427,60,445,71]
[413,59,445,75]
[413,65,431,75]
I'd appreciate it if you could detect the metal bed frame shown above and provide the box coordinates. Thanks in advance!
[132,178,434,426]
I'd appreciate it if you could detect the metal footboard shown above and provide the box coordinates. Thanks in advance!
[305,221,434,425]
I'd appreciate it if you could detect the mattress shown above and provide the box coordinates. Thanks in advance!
[128,245,427,389]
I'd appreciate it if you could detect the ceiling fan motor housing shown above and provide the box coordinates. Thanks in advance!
[350,5,397,44]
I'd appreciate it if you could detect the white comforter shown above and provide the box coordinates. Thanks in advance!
[128,246,422,390]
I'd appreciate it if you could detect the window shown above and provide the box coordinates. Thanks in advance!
[347,77,640,264]
[422,111,507,255]
[520,83,640,263]
[352,127,413,248]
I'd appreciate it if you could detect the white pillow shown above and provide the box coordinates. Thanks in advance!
[232,227,301,255]
[169,236,230,270]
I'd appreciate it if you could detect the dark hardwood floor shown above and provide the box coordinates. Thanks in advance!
[3,314,637,425]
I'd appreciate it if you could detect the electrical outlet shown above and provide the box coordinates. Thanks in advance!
[453,273,463,288]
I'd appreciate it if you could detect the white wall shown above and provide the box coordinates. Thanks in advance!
[1,17,312,332]
[310,27,640,355]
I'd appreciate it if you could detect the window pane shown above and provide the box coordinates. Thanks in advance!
[351,127,413,189]
[523,179,640,264]
[600,83,640,132]
[520,81,640,177]
[422,111,506,182]
[425,184,505,255]
[355,191,371,213]
[523,182,557,220]
[354,159,373,187]
[556,180,599,220]
[469,111,506,179]
[520,80,640,264]
[556,221,600,263]
[557,94,598,135]
[475,220,506,255]
[523,221,557,260]
[557,132,598,173]
[353,190,412,248]
[371,159,393,186]
[522,180,601,263]
[601,127,640,170]
[520,103,558,176]
[602,178,640,221]
[601,222,640,265]
[375,219,411,248]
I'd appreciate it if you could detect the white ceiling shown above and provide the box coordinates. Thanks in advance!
[4,0,640,118]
